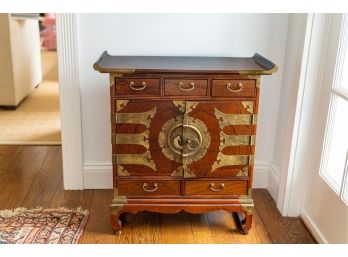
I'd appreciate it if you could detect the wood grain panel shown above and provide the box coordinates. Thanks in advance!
[164,79,208,96]
[212,79,256,97]
[117,180,180,196]
[115,78,160,96]
[184,180,247,195]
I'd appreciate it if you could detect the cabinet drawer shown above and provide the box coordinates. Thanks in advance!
[184,180,247,195]
[212,79,256,97]
[164,79,208,96]
[117,180,180,196]
[115,78,160,96]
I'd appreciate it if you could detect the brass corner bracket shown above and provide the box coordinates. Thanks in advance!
[110,189,127,214]
[238,196,254,214]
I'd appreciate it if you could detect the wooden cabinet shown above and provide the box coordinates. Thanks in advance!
[94,52,277,235]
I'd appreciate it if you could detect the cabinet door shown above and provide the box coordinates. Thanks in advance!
[182,101,256,178]
[112,100,183,177]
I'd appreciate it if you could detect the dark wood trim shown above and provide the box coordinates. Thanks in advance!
[93,51,278,75]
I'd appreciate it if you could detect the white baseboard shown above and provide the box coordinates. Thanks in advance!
[300,210,328,243]
[83,161,276,191]
[83,163,112,189]
[267,164,280,201]
[253,162,271,188]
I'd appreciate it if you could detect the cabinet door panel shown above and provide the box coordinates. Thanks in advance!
[183,100,256,178]
[113,100,183,177]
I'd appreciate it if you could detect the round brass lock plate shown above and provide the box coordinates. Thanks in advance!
[158,115,211,164]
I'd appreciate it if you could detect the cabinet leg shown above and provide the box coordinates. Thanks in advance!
[232,211,253,235]
[111,211,124,236]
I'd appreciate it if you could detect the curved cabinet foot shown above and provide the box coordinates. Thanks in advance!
[114,229,122,236]
[111,211,124,235]
[232,211,253,235]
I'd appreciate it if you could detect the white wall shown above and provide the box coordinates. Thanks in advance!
[270,14,310,207]
[76,14,289,188]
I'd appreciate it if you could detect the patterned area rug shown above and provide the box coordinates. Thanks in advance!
[0,207,88,244]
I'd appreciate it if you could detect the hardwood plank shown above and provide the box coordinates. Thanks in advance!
[189,213,214,244]
[19,146,62,208]
[206,208,271,244]
[79,190,116,244]
[0,146,22,176]
[246,207,273,243]
[253,189,315,244]
[206,211,239,243]
[0,146,316,244]
[49,178,94,210]
[118,212,162,244]
[0,146,50,209]
[158,212,195,243]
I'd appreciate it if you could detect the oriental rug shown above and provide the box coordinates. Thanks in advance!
[0,207,88,244]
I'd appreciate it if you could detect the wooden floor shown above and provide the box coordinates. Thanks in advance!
[0,146,316,244]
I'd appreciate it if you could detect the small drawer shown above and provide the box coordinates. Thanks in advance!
[115,78,160,96]
[164,79,208,96]
[184,180,247,195]
[212,79,256,97]
[117,180,180,196]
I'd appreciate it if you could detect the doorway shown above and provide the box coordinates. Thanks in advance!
[0,13,61,145]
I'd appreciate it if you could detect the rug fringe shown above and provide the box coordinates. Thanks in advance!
[0,207,88,218]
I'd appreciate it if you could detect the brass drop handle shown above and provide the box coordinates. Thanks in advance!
[142,182,158,192]
[226,82,243,92]
[178,81,195,91]
[187,138,200,150]
[209,182,225,192]
[130,81,147,90]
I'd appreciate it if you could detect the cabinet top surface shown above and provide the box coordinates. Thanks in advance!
[94,51,277,75]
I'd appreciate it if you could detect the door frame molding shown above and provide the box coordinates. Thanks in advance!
[276,14,334,216]
[56,14,84,189]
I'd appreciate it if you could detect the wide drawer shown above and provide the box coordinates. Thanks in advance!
[164,79,208,96]
[212,79,256,97]
[183,180,247,195]
[115,78,160,96]
[117,180,180,196]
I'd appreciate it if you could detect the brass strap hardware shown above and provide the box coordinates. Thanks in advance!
[173,101,186,113]
[178,81,195,91]
[112,130,149,149]
[171,166,184,176]
[211,153,254,172]
[113,150,157,171]
[112,107,157,128]
[236,166,249,177]
[219,131,255,150]
[209,182,225,192]
[214,108,255,128]
[186,102,199,114]
[117,165,130,176]
[129,81,146,90]
[116,100,129,112]
[242,101,254,113]
[226,82,243,92]
[142,182,158,192]
[109,74,124,88]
